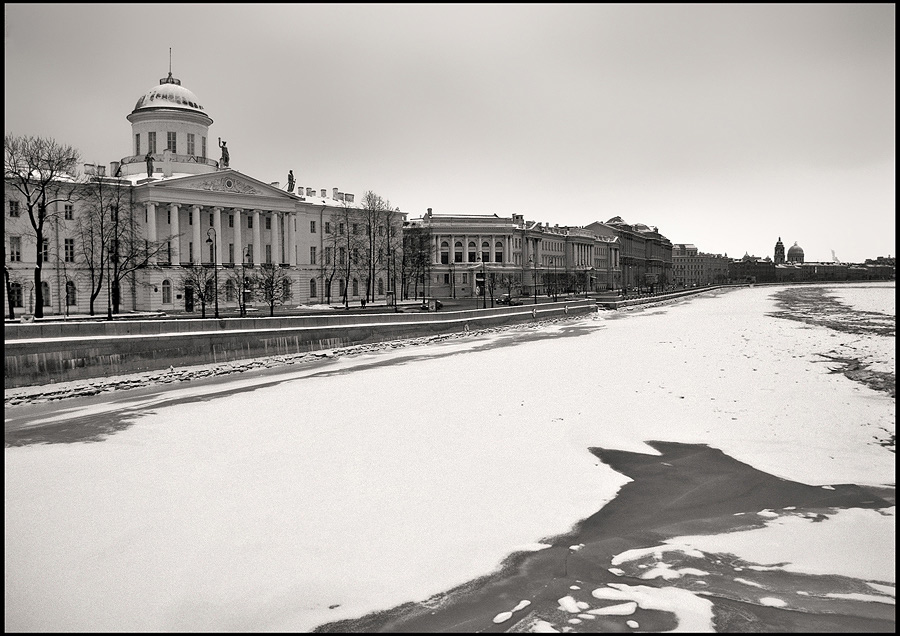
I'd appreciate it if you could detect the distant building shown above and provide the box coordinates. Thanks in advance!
[774,237,785,264]
[728,253,775,283]
[672,244,730,287]
[585,217,672,291]
[406,210,623,299]
[787,241,805,264]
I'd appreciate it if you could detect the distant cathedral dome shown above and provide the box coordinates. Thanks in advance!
[131,72,207,116]
[787,241,804,263]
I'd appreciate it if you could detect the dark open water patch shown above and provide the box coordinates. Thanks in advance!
[313,442,894,634]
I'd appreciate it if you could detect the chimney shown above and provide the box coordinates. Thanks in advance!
[320,189,326,198]
[270,182,280,188]
[345,193,354,203]
[337,192,344,201]
[110,161,120,176]
[84,163,95,175]
[427,208,432,215]
[333,187,339,199]
[97,165,106,177]
[306,187,314,196]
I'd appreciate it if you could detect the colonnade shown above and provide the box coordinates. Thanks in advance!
[143,202,297,267]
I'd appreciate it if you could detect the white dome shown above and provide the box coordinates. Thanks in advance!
[132,75,206,115]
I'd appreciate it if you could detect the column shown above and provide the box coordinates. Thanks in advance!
[146,202,157,264]
[286,212,296,266]
[169,203,180,265]
[253,209,262,265]
[233,208,243,264]
[191,206,202,264]
[273,212,282,264]
[213,207,222,266]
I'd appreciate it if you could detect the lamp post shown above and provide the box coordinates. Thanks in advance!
[449,261,455,299]
[206,227,219,318]
[528,257,537,305]
[477,255,486,309]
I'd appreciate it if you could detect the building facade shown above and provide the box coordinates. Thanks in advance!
[586,217,673,292]
[672,244,730,287]
[5,70,402,317]
[407,210,624,300]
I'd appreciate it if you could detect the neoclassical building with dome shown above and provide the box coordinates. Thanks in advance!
[5,69,403,317]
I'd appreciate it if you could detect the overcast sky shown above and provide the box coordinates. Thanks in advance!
[4,4,895,263]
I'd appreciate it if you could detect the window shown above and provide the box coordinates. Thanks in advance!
[339,279,345,296]
[41,281,50,306]
[167,131,176,153]
[310,246,316,264]
[310,220,316,233]
[352,223,358,235]
[325,222,331,234]
[352,279,359,296]
[309,278,317,298]
[339,247,346,265]
[265,244,272,264]
[228,215,234,228]
[188,242,194,263]
[339,223,345,235]
[166,241,171,264]
[9,236,21,261]
[377,248,383,264]
[247,244,253,263]
[64,238,75,263]
[495,241,503,263]
[66,281,77,307]
[443,273,450,284]
[482,241,490,263]
[209,213,214,226]
[283,279,292,299]
[208,242,214,263]
[10,282,23,307]
[228,243,234,264]
[455,241,463,263]
[325,247,332,265]
[440,241,449,264]
[225,279,235,302]
[247,216,253,229]
[162,279,172,304]
[201,136,207,159]
[167,210,171,225]
[148,131,156,154]
[377,278,384,295]
[188,213,193,225]
[352,248,358,264]
[135,133,141,155]
[468,242,476,262]
[187,133,195,156]
[8,200,20,217]
[42,238,50,262]
[462,273,468,284]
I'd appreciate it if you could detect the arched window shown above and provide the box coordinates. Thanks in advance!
[468,241,476,262]
[454,241,463,263]
[495,241,504,263]
[66,281,77,307]
[440,241,449,265]
[41,281,51,306]
[224,279,235,302]
[309,278,316,298]
[10,282,23,308]
[481,241,490,263]
[161,279,172,304]
[377,278,384,295]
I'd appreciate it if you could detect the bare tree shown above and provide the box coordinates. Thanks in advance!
[401,224,432,301]
[177,263,217,319]
[253,264,292,317]
[4,134,81,318]
[224,250,254,317]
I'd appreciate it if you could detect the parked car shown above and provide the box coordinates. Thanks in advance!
[496,293,523,306]
[419,298,443,311]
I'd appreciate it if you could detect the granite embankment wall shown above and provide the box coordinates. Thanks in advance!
[5,300,596,388]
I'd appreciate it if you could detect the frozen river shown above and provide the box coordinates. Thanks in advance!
[5,282,894,632]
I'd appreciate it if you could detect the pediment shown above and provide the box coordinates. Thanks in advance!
[146,170,298,201]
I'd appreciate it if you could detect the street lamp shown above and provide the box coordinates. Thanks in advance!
[206,227,219,318]
[477,255,486,309]
[528,257,537,305]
